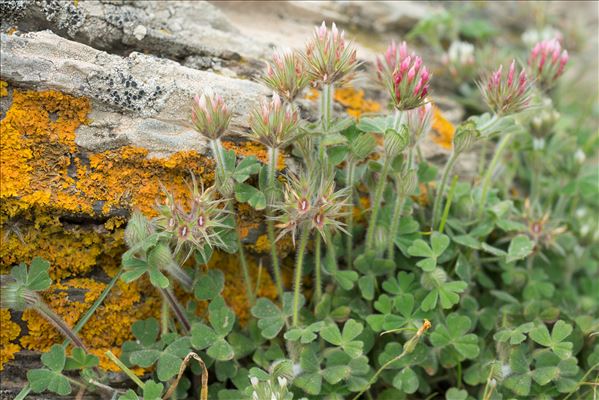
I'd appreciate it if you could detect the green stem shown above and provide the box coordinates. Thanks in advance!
[365,157,392,250]
[14,386,31,400]
[105,350,145,390]
[432,151,459,230]
[386,187,406,261]
[320,84,334,132]
[161,298,169,336]
[477,131,514,218]
[351,348,409,400]
[292,226,311,327]
[345,161,356,268]
[210,139,226,183]
[439,175,459,234]
[266,147,284,301]
[314,234,322,305]
[236,232,255,305]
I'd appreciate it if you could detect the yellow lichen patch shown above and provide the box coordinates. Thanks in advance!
[222,140,286,170]
[305,86,381,118]
[205,251,278,325]
[0,308,21,371]
[431,106,455,150]
[20,278,159,371]
[0,81,8,97]
[334,87,381,118]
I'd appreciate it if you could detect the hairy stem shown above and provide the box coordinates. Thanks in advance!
[352,348,409,400]
[432,151,458,229]
[266,146,284,300]
[365,157,392,250]
[386,188,407,260]
[161,298,169,336]
[292,226,311,327]
[36,301,88,352]
[320,84,334,133]
[478,131,514,218]
[159,287,190,334]
[439,175,459,234]
[345,161,356,268]
[314,234,322,305]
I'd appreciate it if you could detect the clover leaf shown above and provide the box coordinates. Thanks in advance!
[234,183,266,210]
[420,269,467,311]
[320,319,364,358]
[121,252,169,289]
[506,234,534,263]
[129,334,192,381]
[493,322,534,345]
[430,314,480,367]
[408,232,450,272]
[503,345,532,396]
[294,347,322,395]
[284,321,325,344]
[251,293,300,339]
[64,347,99,371]
[27,345,71,396]
[529,320,573,360]
[191,295,236,361]
[194,269,225,300]
[354,251,395,300]
[12,257,52,291]
[232,156,261,183]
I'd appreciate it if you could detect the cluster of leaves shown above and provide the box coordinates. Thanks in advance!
[7,6,599,400]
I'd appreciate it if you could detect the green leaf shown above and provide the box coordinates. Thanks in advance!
[507,234,534,263]
[407,239,433,258]
[41,345,66,372]
[207,338,235,361]
[530,321,573,359]
[430,314,479,361]
[233,156,261,183]
[191,322,217,349]
[493,322,534,345]
[143,381,164,400]
[132,318,160,346]
[251,297,286,339]
[323,365,350,384]
[194,269,225,300]
[392,367,419,394]
[209,296,236,337]
[26,257,52,291]
[320,324,343,346]
[445,388,468,400]
[147,265,170,288]
[234,183,266,210]
[27,369,71,396]
[430,232,450,257]
[64,347,99,371]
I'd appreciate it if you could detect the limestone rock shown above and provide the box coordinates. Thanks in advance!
[1,30,269,153]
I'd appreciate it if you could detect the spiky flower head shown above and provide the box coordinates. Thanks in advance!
[529,38,568,89]
[405,102,433,147]
[273,166,350,245]
[248,92,300,149]
[478,60,533,115]
[191,91,232,140]
[261,49,309,102]
[303,21,358,86]
[155,175,232,262]
[377,41,430,110]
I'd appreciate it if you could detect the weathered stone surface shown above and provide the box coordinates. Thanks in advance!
[1,30,269,153]
[1,0,270,62]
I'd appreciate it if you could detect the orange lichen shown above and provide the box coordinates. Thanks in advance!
[0,85,281,370]
[305,86,381,118]
[430,106,455,150]
[334,87,381,118]
[0,308,21,371]
[0,81,8,97]
[222,140,286,170]
[20,278,160,371]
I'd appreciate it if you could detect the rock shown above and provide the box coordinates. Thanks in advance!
[288,1,435,33]
[1,0,270,63]
[1,30,269,153]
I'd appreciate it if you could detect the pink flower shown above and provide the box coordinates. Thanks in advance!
[303,21,358,86]
[248,92,300,149]
[191,91,232,140]
[261,49,309,101]
[405,102,433,146]
[478,60,532,115]
[378,41,430,110]
[529,38,569,88]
